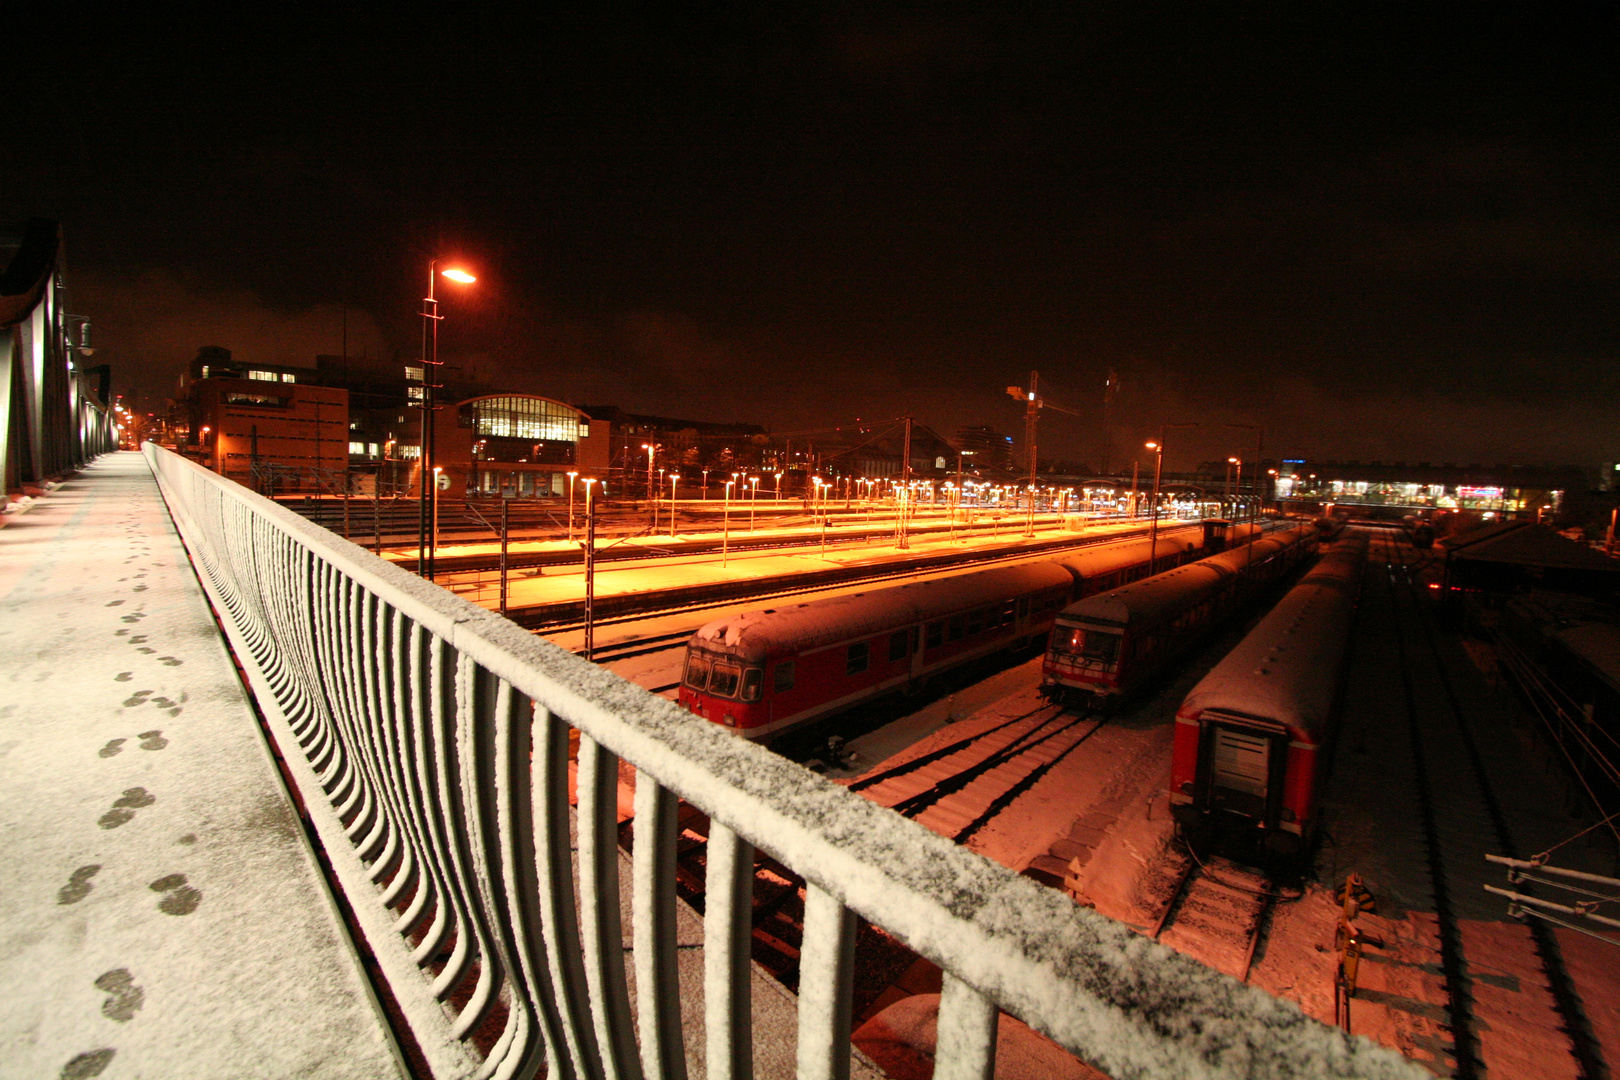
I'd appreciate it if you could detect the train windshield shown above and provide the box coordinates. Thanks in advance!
[688,656,763,702]
[683,654,711,690]
[709,662,741,698]
[1079,630,1121,663]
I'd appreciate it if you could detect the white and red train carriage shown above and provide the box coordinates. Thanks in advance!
[1042,523,1319,703]
[1169,533,1368,856]
[678,527,1205,740]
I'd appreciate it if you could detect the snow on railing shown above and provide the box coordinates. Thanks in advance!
[143,443,1424,1080]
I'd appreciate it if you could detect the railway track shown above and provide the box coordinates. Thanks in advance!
[1374,531,1603,1080]
[853,704,1108,843]
[1147,850,1280,982]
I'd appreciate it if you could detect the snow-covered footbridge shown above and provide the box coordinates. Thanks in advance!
[141,441,1424,1080]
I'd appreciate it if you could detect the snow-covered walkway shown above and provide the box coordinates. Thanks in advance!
[0,453,403,1078]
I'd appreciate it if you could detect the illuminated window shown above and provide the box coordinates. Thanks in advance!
[408,386,425,401]
[400,445,421,459]
[463,396,584,442]
[281,373,296,383]
[368,442,379,456]
[349,441,367,454]
[404,365,425,382]
[248,370,277,381]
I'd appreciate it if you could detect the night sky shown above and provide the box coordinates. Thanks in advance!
[8,7,1615,471]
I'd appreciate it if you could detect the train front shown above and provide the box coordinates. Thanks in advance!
[677,615,774,735]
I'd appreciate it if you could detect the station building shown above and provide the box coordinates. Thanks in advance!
[434,393,608,499]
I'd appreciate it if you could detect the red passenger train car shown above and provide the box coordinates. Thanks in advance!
[1041,524,1318,704]
[1169,533,1368,856]
[678,528,1204,740]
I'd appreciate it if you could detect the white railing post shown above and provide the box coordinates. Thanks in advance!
[935,974,998,1080]
[796,885,856,1080]
[703,823,755,1080]
[633,778,688,1080]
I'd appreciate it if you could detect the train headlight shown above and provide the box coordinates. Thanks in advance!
[723,714,736,727]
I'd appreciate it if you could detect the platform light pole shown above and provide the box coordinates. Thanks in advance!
[581,478,599,661]
[1147,423,1197,575]
[668,473,679,536]
[566,470,579,542]
[722,478,735,567]
[1226,423,1264,542]
[417,261,476,580]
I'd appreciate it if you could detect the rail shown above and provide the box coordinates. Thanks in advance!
[143,443,1421,1080]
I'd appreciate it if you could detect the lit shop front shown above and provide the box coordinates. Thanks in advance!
[436,394,607,498]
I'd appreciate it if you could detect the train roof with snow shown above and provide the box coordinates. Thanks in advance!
[1176,533,1368,737]
[687,527,1204,663]
[1058,524,1317,630]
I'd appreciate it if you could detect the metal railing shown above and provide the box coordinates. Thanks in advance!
[143,443,1421,1080]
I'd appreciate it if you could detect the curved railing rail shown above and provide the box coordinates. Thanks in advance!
[144,443,1422,1080]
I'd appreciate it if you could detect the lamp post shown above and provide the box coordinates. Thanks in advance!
[668,473,679,536]
[702,467,711,500]
[1226,423,1264,545]
[417,260,477,580]
[749,475,760,531]
[1146,422,1197,575]
[722,479,735,567]
[566,470,579,543]
[431,466,443,566]
[775,471,784,501]
[581,478,599,660]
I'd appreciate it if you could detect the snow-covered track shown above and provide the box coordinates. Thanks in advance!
[1376,531,1603,1080]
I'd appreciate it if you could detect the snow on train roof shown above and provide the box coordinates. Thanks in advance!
[1177,536,1368,738]
[688,525,1204,663]
[690,561,1076,661]
[1060,524,1316,629]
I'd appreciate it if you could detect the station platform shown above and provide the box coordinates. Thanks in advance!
[410,517,1183,616]
[0,453,403,1079]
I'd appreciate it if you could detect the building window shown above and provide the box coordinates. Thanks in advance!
[463,396,583,442]
[281,373,296,383]
[223,392,290,407]
[400,445,421,460]
[247,370,277,381]
[404,365,425,382]
[349,441,367,454]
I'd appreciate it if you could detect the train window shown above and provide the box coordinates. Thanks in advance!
[999,602,1016,626]
[774,661,795,693]
[966,609,984,636]
[1016,598,1029,620]
[847,642,870,675]
[740,668,764,702]
[1080,631,1120,663]
[948,616,964,641]
[925,621,944,649]
[709,662,741,698]
[888,630,909,662]
[683,654,711,690]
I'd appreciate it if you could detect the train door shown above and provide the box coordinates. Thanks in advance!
[1197,712,1287,827]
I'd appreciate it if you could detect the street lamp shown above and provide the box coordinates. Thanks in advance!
[668,473,679,536]
[775,471,784,500]
[749,475,760,531]
[722,479,736,567]
[1226,423,1264,544]
[566,470,579,543]
[418,260,477,580]
[1146,422,1197,575]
